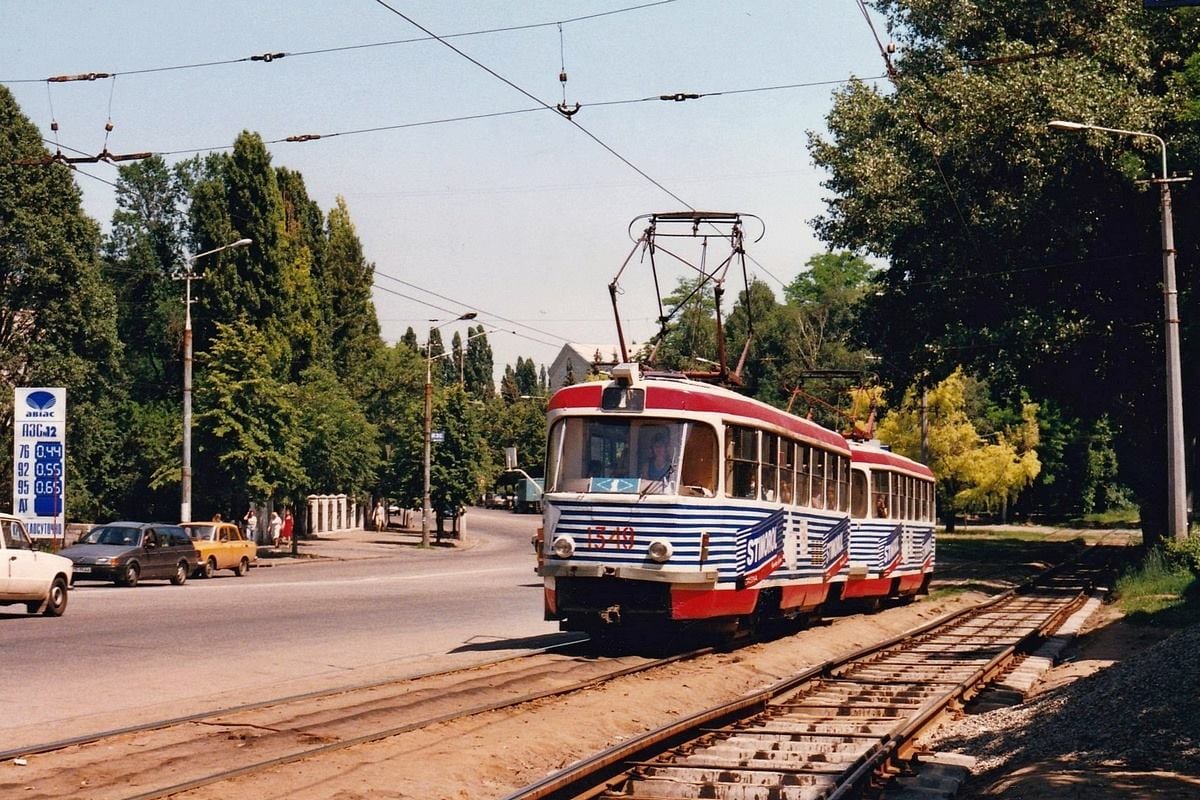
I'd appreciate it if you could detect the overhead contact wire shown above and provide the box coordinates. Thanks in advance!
[0,1,677,83]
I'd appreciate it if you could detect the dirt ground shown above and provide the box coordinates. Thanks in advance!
[179,592,992,799]
[171,584,1200,799]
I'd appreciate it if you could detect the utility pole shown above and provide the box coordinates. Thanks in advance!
[176,238,252,523]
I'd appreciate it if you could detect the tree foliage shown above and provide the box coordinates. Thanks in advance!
[878,368,1040,526]
[810,1,1200,539]
[193,320,305,516]
[0,85,125,519]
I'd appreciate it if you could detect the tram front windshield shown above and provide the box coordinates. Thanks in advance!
[546,417,718,497]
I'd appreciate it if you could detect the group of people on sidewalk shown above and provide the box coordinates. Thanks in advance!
[240,505,294,548]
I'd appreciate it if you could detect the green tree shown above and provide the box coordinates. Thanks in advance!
[358,342,424,504]
[514,356,539,397]
[500,365,519,401]
[319,196,381,385]
[463,325,494,398]
[192,320,305,516]
[190,135,284,343]
[400,327,419,352]
[878,368,1040,529]
[809,2,1200,541]
[275,167,326,379]
[295,365,381,499]
[0,86,126,519]
[104,156,190,402]
[650,275,719,371]
[430,387,487,536]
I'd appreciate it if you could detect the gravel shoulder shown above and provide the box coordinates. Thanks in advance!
[921,602,1200,799]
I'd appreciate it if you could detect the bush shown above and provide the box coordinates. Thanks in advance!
[1164,536,1200,575]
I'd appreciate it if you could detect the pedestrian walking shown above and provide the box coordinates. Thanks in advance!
[243,506,258,544]
[268,510,283,547]
[372,500,387,531]
[281,507,294,547]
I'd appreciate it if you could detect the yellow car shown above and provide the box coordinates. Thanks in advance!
[180,522,256,578]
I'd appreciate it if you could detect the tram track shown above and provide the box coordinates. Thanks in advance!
[0,641,715,800]
[504,557,1110,800]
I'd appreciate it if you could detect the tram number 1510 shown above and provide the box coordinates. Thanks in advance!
[586,525,635,550]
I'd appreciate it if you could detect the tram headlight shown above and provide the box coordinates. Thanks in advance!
[551,536,576,559]
[647,539,673,563]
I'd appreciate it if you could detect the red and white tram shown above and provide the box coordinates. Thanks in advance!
[535,364,936,636]
[844,443,937,603]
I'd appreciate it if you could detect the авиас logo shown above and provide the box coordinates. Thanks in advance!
[24,390,58,418]
[26,391,56,411]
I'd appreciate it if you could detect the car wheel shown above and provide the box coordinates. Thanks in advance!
[120,563,140,587]
[234,557,249,577]
[171,561,189,585]
[201,557,216,579]
[42,576,68,617]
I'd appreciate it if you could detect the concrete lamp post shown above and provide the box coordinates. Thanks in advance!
[1048,120,1189,540]
[422,312,477,548]
[179,237,252,523]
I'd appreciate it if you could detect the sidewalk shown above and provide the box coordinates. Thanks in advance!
[255,523,470,564]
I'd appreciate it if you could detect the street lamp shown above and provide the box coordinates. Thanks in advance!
[1048,120,1189,540]
[178,237,252,523]
[422,311,477,547]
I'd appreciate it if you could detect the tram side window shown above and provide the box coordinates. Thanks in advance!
[850,469,868,518]
[797,445,812,506]
[760,433,780,502]
[780,440,796,505]
[835,455,849,512]
[811,449,826,508]
[872,471,889,519]
[679,423,718,497]
[724,425,758,499]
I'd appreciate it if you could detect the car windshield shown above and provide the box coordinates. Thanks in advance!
[79,526,140,546]
[184,525,216,541]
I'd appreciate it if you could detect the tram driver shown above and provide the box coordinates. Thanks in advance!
[641,430,673,482]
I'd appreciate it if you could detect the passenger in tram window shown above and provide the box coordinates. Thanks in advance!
[875,493,888,519]
[641,431,672,481]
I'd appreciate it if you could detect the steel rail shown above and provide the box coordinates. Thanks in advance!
[0,634,589,764]
[117,645,716,800]
[503,558,1101,800]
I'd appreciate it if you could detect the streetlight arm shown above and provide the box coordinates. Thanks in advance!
[188,237,253,265]
[1047,120,1167,179]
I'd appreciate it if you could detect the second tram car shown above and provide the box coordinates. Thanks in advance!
[535,364,937,637]
[843,442,937,603]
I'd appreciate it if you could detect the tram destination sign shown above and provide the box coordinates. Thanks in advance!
[13,387,66,539]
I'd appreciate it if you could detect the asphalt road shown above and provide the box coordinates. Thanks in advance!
[0,508,564,748]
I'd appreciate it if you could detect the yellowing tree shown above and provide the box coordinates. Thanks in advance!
[877,368,1040,529]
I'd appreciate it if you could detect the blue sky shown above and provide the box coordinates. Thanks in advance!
[2,1,891,375]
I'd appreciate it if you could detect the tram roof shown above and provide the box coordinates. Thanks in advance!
[548,377,850,454]
[850,442,935,479]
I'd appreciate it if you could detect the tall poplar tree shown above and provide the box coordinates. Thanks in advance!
[0,86,125,518]
[321,196,381,385]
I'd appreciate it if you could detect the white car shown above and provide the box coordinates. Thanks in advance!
[0,513,72,616]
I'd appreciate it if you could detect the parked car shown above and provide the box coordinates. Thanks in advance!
[60,522,197,587]
[0,513,72,616]
[180,521,255,578]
